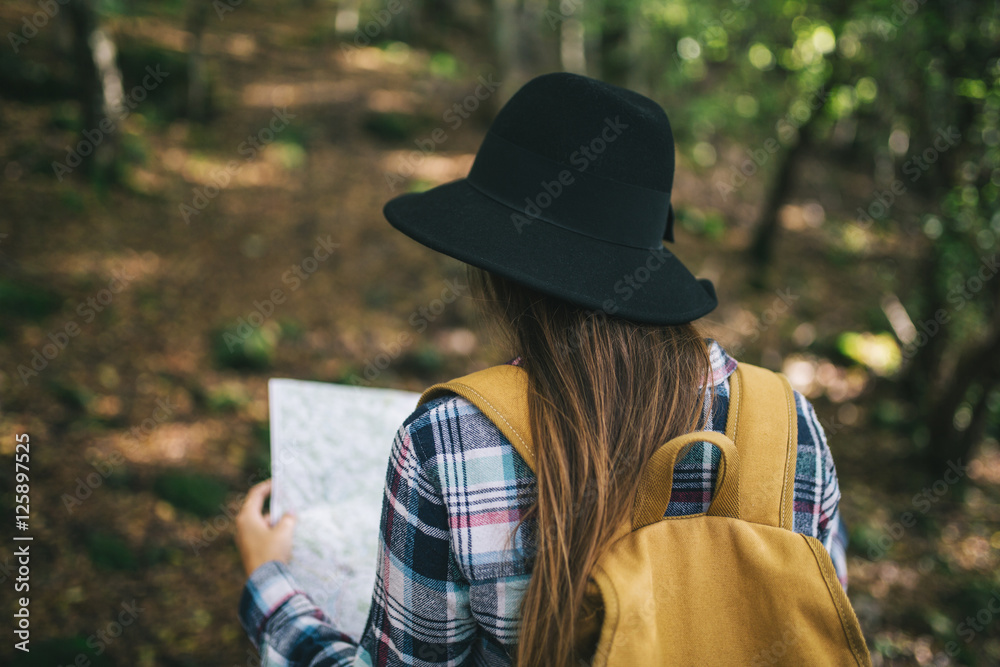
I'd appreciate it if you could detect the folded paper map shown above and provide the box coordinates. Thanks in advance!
[268,378,421,639]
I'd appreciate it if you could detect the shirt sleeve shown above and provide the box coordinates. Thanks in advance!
[794,391,849,590]
[239,560,361,666]
[238,408,478,666]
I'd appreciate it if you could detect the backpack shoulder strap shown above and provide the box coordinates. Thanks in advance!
[415,361,800,532]
[417,364,536,471]
[724,362,798,530]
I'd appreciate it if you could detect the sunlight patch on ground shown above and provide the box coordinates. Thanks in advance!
[164,146,300,189]
[367,88,421,113]
[18,249,160,283]
[124,165,169,195]
[113,17,258,60]
[115,421,226,465]
[379,151,474,186]
[0,417,48,455]
[336,44,430,73]
[241,80,362,108]
[841,224,873,253]
[779,201,826,230]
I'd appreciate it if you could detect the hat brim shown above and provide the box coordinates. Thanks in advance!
[383,179,717,325]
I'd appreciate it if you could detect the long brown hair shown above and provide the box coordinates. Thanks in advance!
[468,265,715,667]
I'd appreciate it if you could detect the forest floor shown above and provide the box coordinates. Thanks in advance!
[1,3,999,666]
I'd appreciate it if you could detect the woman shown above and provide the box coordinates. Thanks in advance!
[235,72,848,666]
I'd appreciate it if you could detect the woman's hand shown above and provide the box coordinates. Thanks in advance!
[235,479,296,577]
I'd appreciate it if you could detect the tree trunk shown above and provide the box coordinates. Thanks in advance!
[558,2,586,75]
[922,282,1000,473]
[899,250,949,404]
[492,0,537,103]
[598,0,628,86]
[186,1,210,121]
[68,0,124,180]
[748,124,813,289]
[624,13,651,95]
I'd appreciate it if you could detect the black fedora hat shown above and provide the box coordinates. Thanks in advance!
[383,72,718,325]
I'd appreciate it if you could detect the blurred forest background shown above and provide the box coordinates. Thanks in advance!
[0,0,998,664]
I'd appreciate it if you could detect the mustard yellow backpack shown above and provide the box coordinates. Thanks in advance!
[420,362,872,666]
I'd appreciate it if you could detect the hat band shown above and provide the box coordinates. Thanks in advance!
[466,132,673,250]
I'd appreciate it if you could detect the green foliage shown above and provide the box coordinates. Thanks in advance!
[45,379,94,413]
[0,53,64,104]
[870,399,910,429]
[110,0,188,17]
[676,207,726,240]
[153,470,229,518]
[270,140,308,170]
[205,382,251,413]
[837,331,900,376]
[428,51,460,79]
[407,178,435,193]
[114,43,201,125]
[59,189,87,214]
[848,518,884,555]
[246,422,271,476]
[211,322,281,370]
[362,111,431,142]
[11,636,113,667]
[87,531,139,571]
[0,279,62,321]
[50,101,82,132]
[278,318,305,340]
[119,131,151,168]
[396,343,444,377]
[363,285,392,308]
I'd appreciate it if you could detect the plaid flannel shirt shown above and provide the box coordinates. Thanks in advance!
[239,339,848,666]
